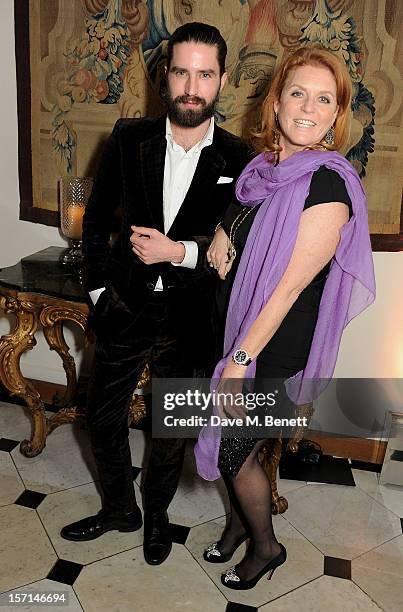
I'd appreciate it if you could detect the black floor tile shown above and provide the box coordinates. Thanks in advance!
[350,460,382,473]
[280,454,355,486]
[47,559,83,586]
[226,602,258,612]
[0,438,20,452]
[169,523,191,545]
[132,466,142,480]
[15,489,47,509]
[324,556,351,580]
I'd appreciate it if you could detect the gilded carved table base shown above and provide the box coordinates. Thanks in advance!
[0,291,149,457]
[40,305,89,437]
[0,293,91,456]
[0,295,47,457]
[40,306,87,407]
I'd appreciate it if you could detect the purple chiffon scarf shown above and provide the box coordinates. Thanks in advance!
[194,149,376,481]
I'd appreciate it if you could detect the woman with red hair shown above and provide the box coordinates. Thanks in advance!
[195,45,375,590]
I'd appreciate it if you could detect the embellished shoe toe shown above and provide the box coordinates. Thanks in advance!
[203,542,223,561]
[222,565,241,585]
[203,533,248,563]
[221,543,287,590]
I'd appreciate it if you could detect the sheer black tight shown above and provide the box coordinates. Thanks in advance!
[220,440,281,581]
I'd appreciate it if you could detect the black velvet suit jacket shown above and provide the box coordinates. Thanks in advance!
[82,115,253,368]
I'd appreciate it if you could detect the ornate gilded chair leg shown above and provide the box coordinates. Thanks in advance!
[0,296,47,457]
[128,395,147,426]
[261,436,289,515]
[19,396,48,457]
[128,364,150,426]
[40,305,89,435]
[40,306,87,410]
[46,406,85,435]
[287,403,314,453]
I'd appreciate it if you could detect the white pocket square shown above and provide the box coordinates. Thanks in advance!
[217,176,233,184]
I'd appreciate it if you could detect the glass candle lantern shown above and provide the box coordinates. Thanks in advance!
[59,177,93,264]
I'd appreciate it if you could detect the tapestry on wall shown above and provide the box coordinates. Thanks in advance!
[16,0,403,248]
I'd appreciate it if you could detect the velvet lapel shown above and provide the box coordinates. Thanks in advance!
[167,143,226,238]
[139,130,166,233]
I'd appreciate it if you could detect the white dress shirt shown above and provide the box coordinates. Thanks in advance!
[90,117,215,303]
[154,116,215,290]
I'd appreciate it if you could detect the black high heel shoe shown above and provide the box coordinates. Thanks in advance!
[221,543,287,590]
[203,533,249,563]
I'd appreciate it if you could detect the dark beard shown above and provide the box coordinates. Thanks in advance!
[163,87,220,128]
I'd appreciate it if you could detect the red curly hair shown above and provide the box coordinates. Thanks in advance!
[253,45,352,158]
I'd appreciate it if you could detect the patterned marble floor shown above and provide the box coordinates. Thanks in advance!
[1,399,402,612]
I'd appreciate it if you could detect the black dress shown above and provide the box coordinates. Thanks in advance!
[217,166,352,477]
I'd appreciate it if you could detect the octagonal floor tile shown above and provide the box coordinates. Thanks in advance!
[352,534,403,612]
[74,544,227,612]
[0,401,33,442]
[283,482,401,559]
[0,505,57,592]
[353,468,403,519]
[186,513,323,608]
[11,422,97,494]
[259,575,382,611]
[0,452,25,506]
[37,481,144,566]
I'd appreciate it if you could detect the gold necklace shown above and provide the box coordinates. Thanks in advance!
[227,206,255,264]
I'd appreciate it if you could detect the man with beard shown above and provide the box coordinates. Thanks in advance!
[60,22,252,566]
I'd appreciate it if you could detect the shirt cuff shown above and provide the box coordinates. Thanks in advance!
[171,241,198,269]
[89,287,106,305]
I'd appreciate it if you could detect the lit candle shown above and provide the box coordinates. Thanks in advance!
[65,204,85,240]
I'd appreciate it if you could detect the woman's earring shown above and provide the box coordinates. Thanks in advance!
[325,125,335,145]
[273,112,280,144]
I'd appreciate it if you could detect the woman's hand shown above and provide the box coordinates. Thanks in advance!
[215,361,248,421]
[207,227,234,279]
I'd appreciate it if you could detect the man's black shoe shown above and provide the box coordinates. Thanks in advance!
[143,511,172,565]
[60,507,143,541]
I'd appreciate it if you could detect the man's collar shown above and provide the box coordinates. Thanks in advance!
[165,116,215,153]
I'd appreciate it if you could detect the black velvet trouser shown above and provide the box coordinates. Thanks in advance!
[86,289,195,516]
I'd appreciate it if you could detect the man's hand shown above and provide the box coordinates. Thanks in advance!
[207,227,233,279]
[130,226,185,265]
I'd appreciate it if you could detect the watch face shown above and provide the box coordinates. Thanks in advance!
[234,349,248,364]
